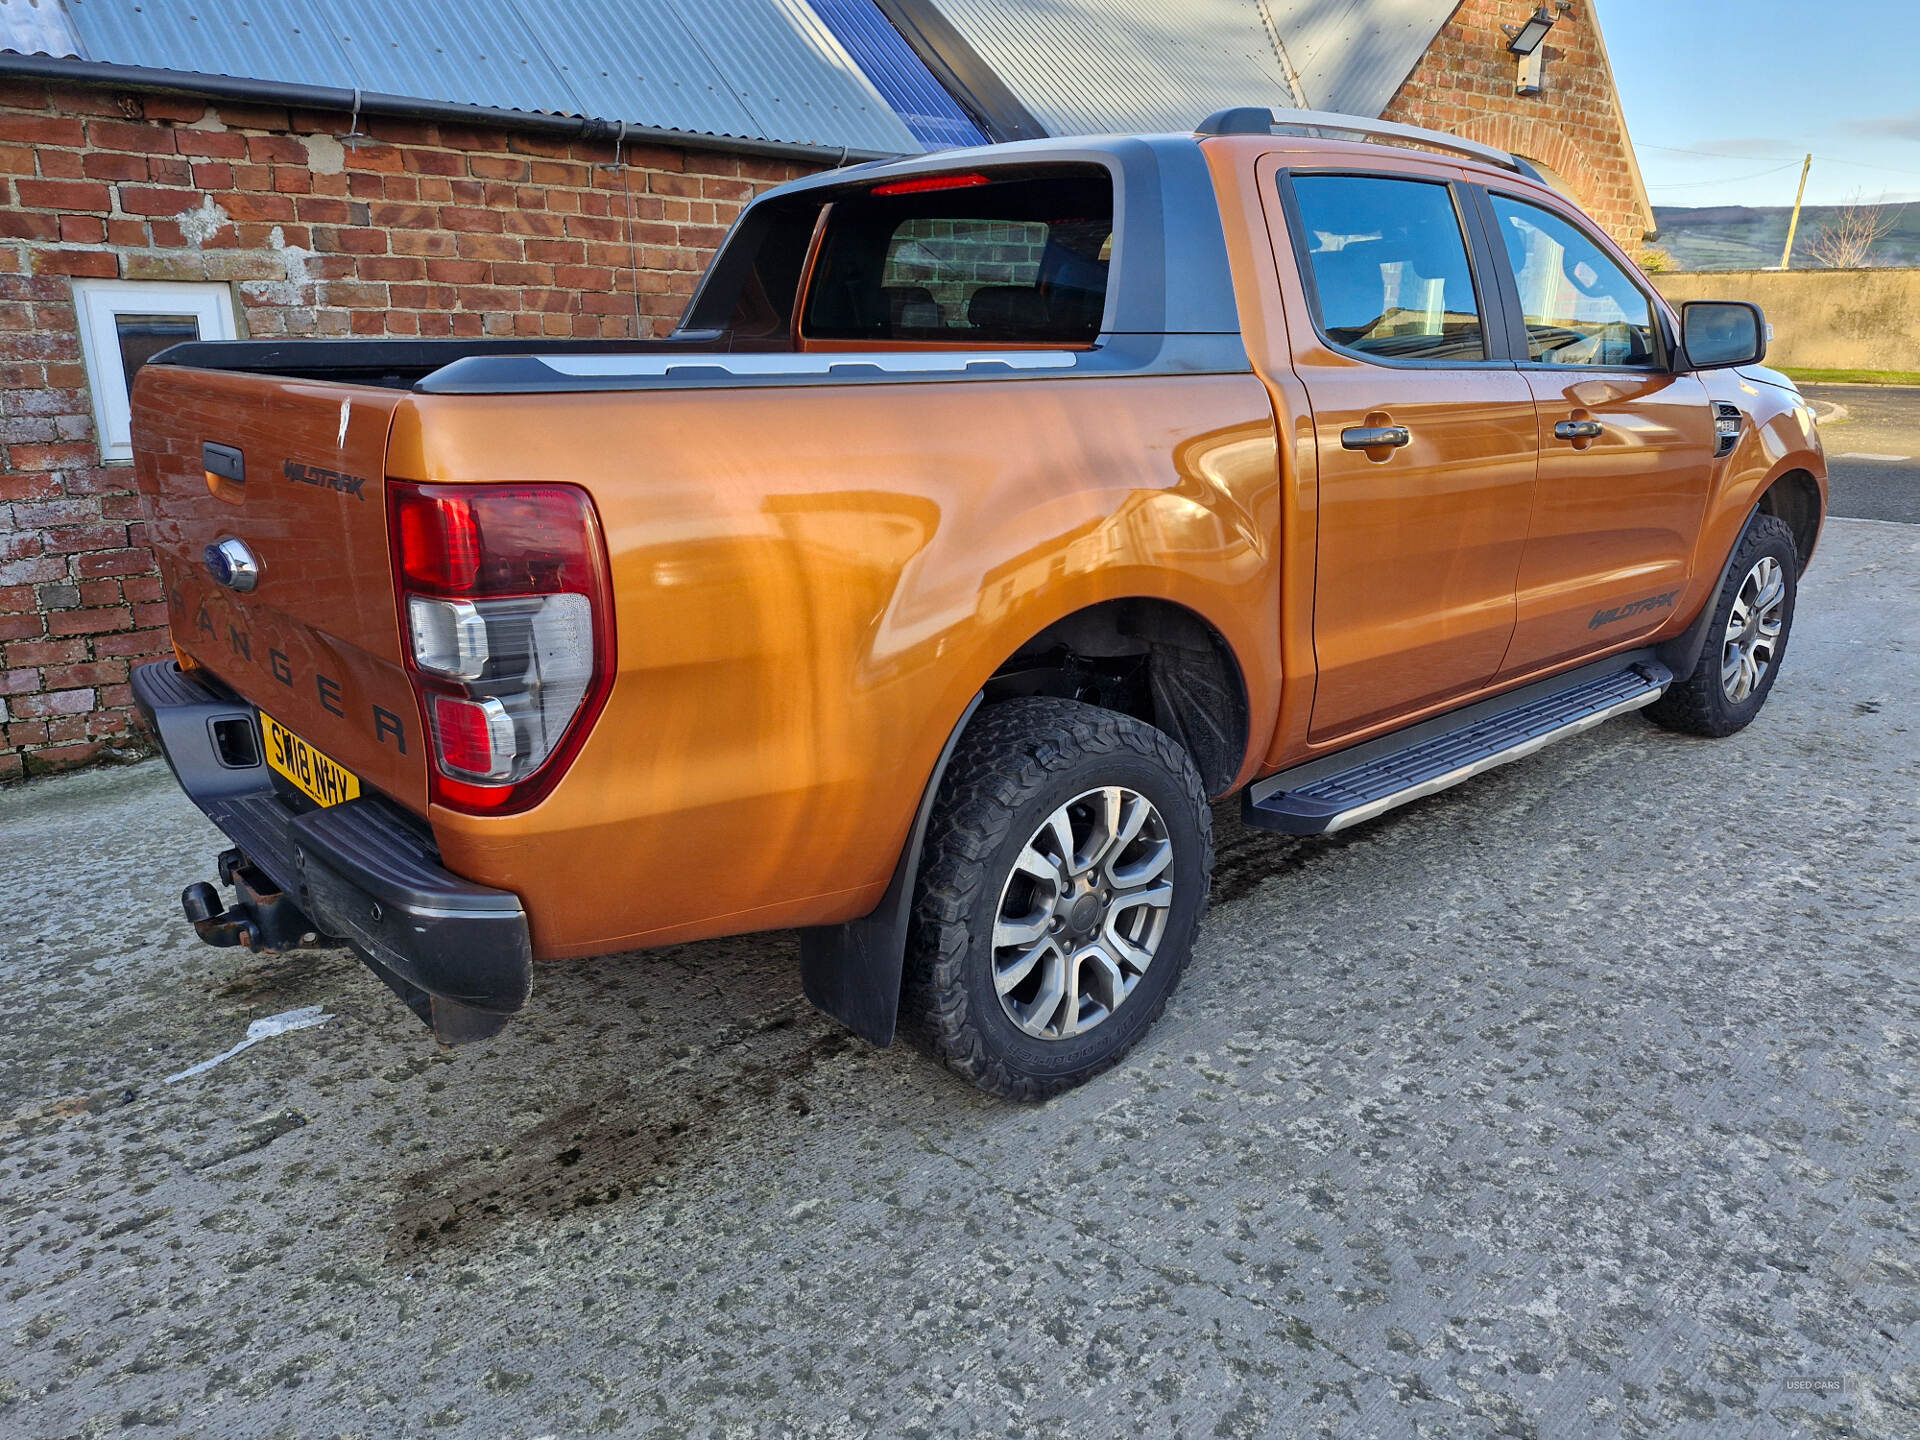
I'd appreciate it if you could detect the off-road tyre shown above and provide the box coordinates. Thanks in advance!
[1646,512,1799,738]
[902,698,1213,1101]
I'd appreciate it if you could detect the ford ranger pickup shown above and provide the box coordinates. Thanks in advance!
[130,108,1826,1099]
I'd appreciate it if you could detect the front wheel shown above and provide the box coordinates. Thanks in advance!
[902,698,1213,1101]
[1646,512,1799,738]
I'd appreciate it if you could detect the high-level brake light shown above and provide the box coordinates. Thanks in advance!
[870,172,992,197]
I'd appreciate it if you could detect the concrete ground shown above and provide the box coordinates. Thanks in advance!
[3,517,1917,1440]
[1805,383,1920,525]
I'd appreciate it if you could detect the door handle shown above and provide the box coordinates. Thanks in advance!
[1553,420,1604,441]
[1341,425,1411,451]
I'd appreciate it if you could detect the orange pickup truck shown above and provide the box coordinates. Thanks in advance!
[131,109,1825,1099]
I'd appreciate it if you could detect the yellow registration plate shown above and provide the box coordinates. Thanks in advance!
[261,712,361,808]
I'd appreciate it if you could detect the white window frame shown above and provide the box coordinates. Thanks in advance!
[72,279,239,463]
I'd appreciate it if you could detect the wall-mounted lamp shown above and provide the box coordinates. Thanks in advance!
[1503,5,1560,94]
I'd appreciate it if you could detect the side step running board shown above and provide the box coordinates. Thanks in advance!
[1245,660,1672,836]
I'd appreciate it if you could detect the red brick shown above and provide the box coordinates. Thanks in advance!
[312,226,387,254]
[424,258,488,285]
[0,613,43,642]
[455,232,521,262]
[404,148,465,178]
[142,95,213,124]
[222,191,297,222]
[115,184,203,216]
[42,659,128,689]
[356,255,425,281]
[86,119,176,154]
[369,201,436,228]
[0,472,61,503]
[75,579,123,607]
[439,206,505,233]
[93,629,170,659]
[296,196,354,224]
[391,230,457,258]
[81,151,149,182]
[14,178,112,212]
[30,248,114,278]
[174,130,249,159]
[0,113,84,147]
[12,685,97,719]
[46,607,131,637]
[246,134,307,164]
[149,156,193,187]
[23,742,107,775]
[7,442,96,470]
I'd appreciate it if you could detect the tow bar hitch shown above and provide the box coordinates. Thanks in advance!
[181,849,323,952]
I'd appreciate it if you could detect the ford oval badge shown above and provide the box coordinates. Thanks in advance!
[204,536,261,593]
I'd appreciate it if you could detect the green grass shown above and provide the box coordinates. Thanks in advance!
[1779,367,1920,387]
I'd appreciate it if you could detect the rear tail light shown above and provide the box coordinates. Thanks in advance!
[389,482,614,813]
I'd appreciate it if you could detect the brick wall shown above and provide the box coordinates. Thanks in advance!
[1382,0,1653,253]
[0,80,812,781]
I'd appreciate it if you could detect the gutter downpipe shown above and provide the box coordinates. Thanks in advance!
[0,55,906,167]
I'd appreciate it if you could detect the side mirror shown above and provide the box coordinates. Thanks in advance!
[1681,300,1767,369]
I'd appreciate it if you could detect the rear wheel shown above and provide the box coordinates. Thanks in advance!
[902,698,1212,1101]
[1646,512,1798,738]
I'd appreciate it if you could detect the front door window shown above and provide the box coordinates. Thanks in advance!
[1487,196,1658,368]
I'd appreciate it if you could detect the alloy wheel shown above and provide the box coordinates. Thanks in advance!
[1721,555,1786,704]
[990,786,1175,1040]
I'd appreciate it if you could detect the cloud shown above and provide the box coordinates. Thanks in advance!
[1850,111,1920,141]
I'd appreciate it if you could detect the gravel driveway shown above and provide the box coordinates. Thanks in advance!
[2,518,1915,1439]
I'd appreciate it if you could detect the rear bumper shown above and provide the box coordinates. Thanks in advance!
[132,660,532,1043]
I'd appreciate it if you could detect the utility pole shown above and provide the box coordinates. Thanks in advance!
[1779,154,1813,269]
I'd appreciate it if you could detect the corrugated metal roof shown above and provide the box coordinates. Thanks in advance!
[1272,0,1458,119]
[0,0,82,59]
[17,0,921,156]
[912,0,1453,135]
[807,0,987,149]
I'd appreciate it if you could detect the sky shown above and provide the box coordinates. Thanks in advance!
[1601,0,1920,210]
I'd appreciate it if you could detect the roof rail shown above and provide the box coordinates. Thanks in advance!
[1196,106,1546,184]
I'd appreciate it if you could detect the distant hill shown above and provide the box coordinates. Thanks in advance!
[1651,203,1920,271]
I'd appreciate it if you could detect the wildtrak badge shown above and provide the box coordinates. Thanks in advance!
[1589,590,1678,630]
[283,459,369,500]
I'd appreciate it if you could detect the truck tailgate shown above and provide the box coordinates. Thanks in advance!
[131,366,427,814]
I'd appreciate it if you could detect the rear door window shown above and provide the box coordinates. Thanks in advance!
[801,170,1113,344]
[1486,195,1658,368]
[1289,174,1488,362]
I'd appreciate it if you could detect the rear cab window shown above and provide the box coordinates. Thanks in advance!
[800,169,1114,346]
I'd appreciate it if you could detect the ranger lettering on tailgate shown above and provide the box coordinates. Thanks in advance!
[167,579,411,755]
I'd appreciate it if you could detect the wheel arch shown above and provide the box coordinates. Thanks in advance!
[1755,467,1823,576]
[976,595,1251,799]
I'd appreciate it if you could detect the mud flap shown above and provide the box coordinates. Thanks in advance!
[799,694,981,1047]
